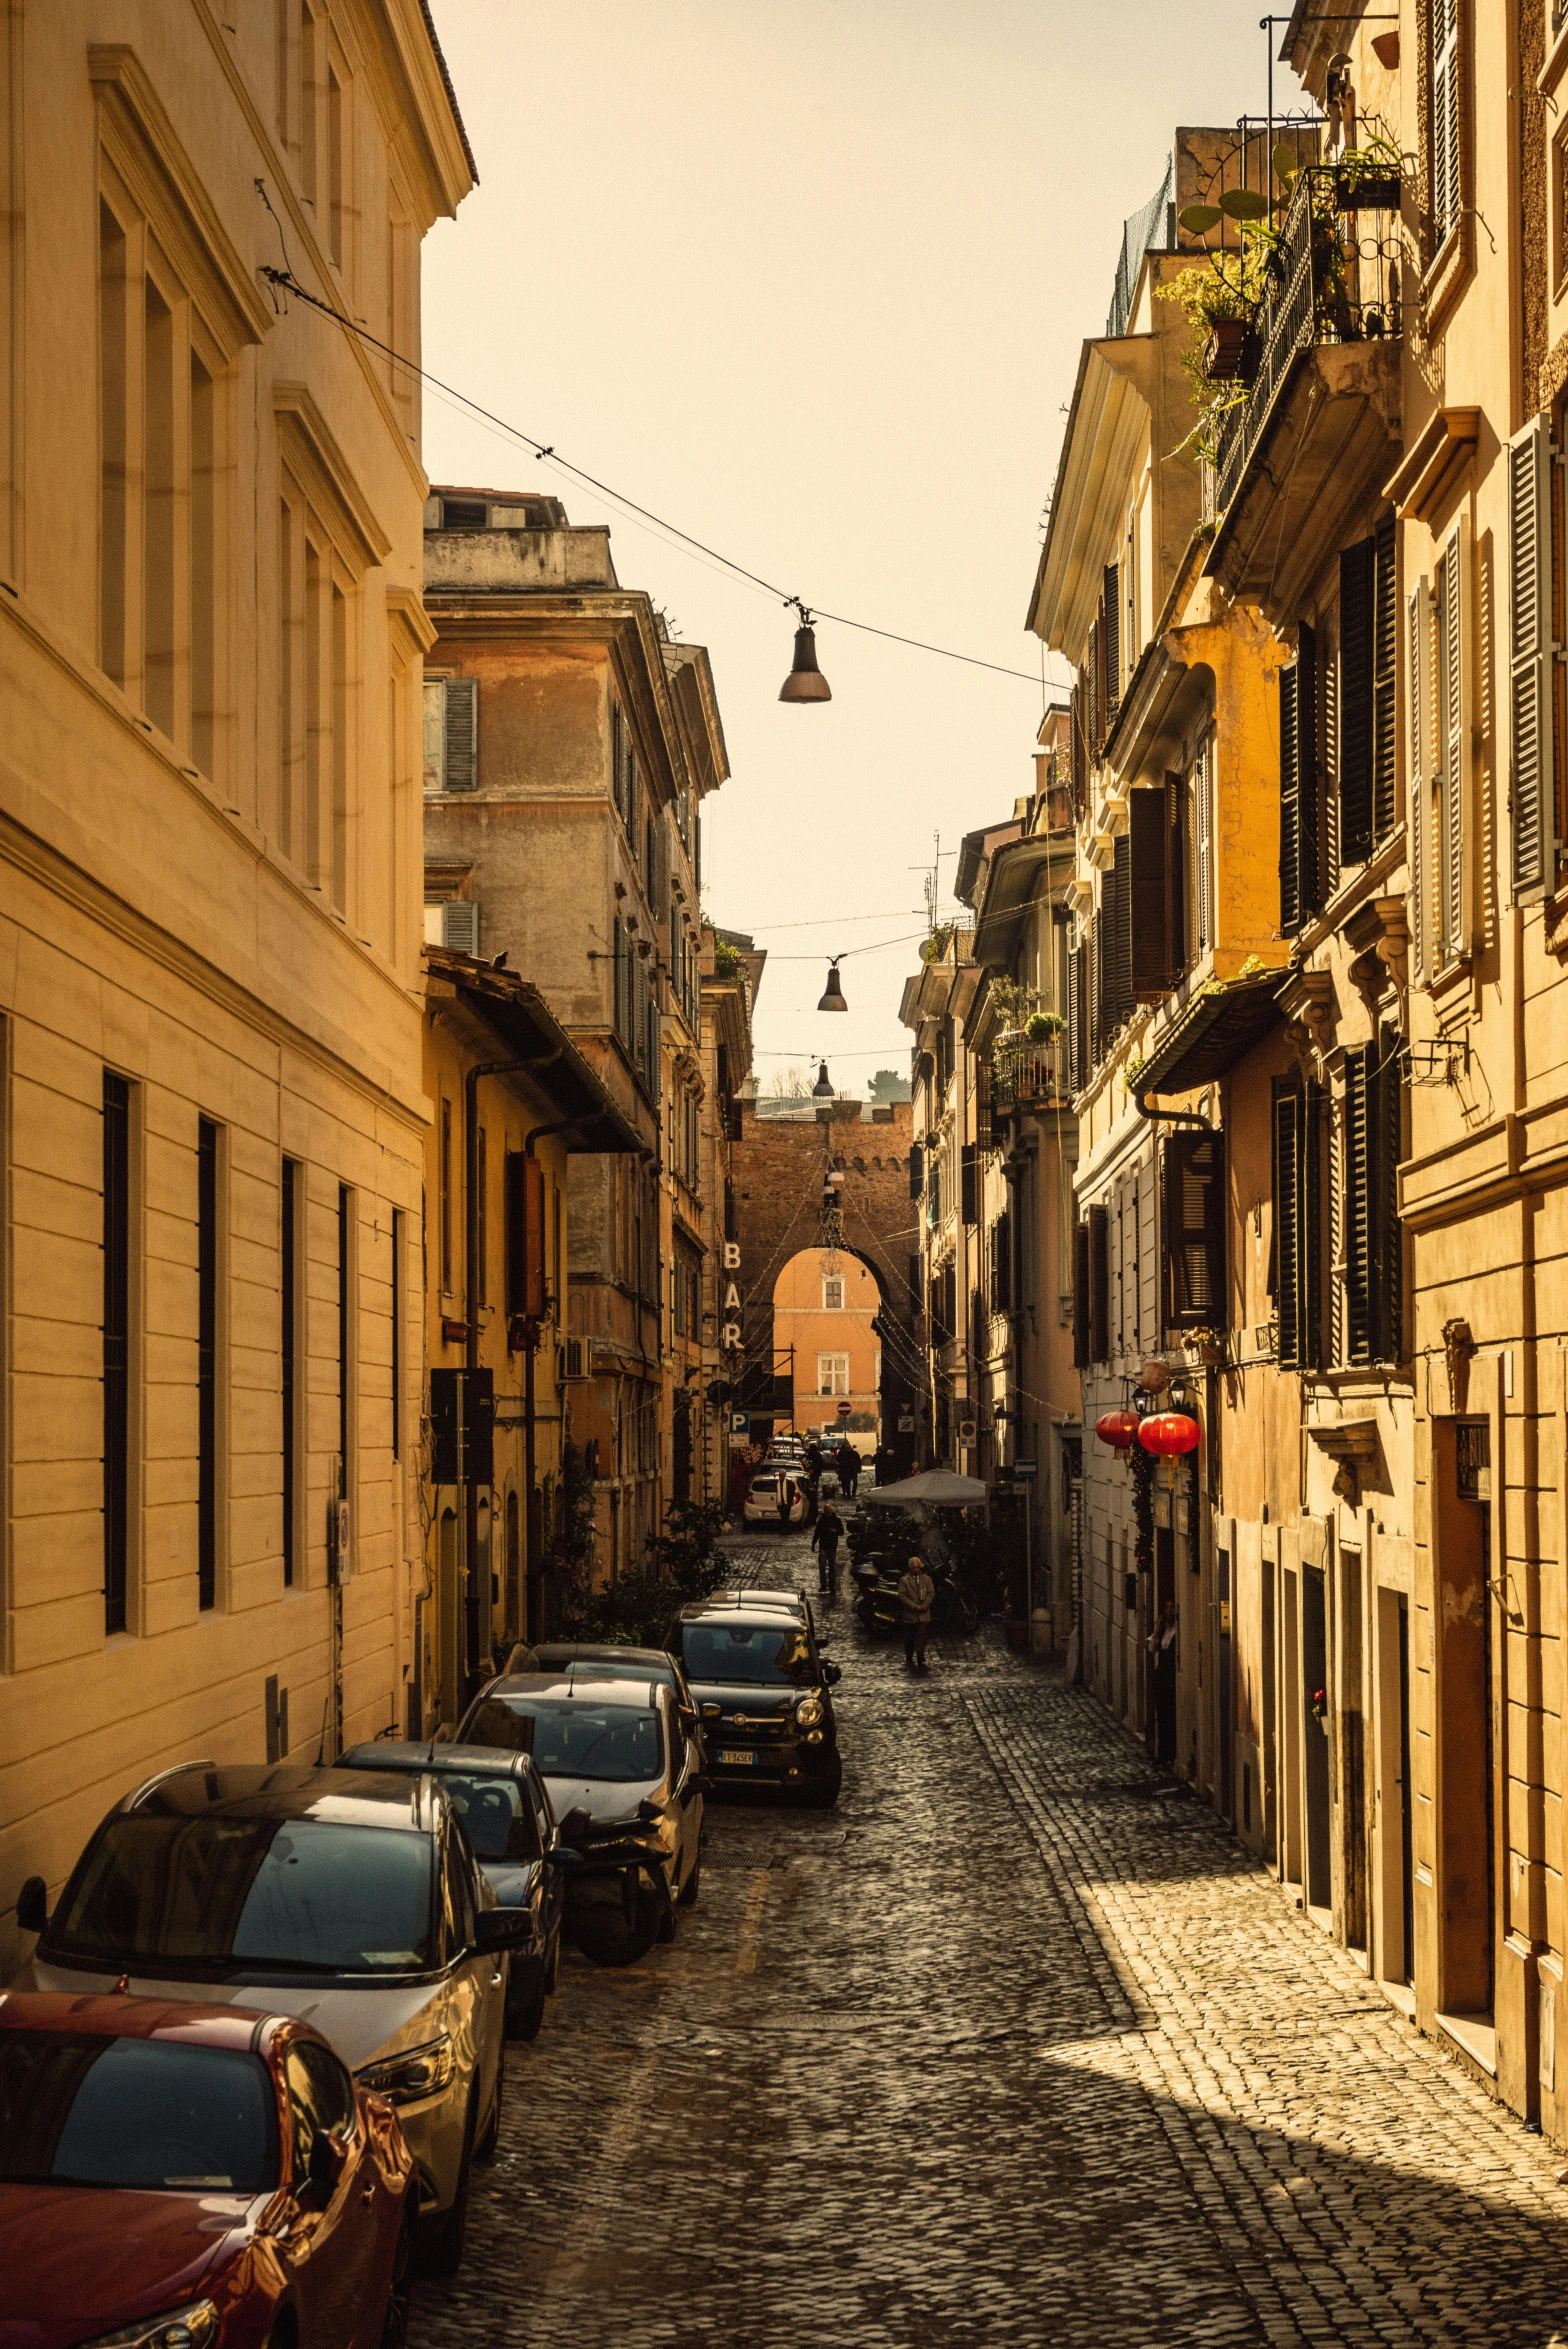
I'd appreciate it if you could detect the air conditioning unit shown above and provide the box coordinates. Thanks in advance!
[563,1337,590,1379]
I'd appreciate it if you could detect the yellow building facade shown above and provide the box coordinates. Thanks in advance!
[772,1245,881,1445]
[0,1,471,1965]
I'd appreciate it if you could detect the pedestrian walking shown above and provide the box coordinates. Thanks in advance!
[838,1442,860,1500]
[776,1472,796,1530]
[803,1438,823,1524]
[897,1553,936,1673]
[1148,1599,1179,1766]
[812,1501,844,1596]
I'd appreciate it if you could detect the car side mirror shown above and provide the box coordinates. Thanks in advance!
[546,1845,583,1870]
[304,2129,347,2207]
[475,1907,533,1954]
[686,1773,713,1797]
[678,1705,699,1734]
[558,1806,592,1842]
[16,1876,48,1937]
[636,1796,663,1823]
[823,1664,843,1686]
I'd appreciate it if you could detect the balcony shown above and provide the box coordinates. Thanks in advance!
[991,1036,1068,1115]
[1206,166,1403,616]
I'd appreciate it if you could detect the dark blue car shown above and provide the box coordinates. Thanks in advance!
[339,1741,566,2040]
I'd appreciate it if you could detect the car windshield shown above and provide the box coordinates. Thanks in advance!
[48,1817,435,1976]
[680,1623,818,1688]
[428,1771,540,1862]
[0,2031,277,2193]
[564,1657,673,1688]
[462,1698,662,1783]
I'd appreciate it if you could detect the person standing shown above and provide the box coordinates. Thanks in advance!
[802,1437,823,1525]
[897,1553,936,1673]
[1147,1600,1179,1766]
[838,1442,860,1501]
[812,1500,844,1596]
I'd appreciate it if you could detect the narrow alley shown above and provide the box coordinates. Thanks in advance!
[411,1531,1568,2349]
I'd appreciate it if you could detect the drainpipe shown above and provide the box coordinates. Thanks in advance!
[462,1052,564,1705]
[523,1117,588,1643]
[1133,1084,1215,1131]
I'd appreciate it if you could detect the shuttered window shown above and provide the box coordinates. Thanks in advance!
[1343,1032,1405,1365]
[1339,538,1375,865]
[505,1150,546,1320]
[1431,0,1461,248]
[1129,788,1171,997]
[1088,1202,1109,1363]
[1162,1131,1225,1330]
[1373,513,1398,844]
[1272,1082,1322,1371]
[960,1142,979,1227]
[1086,623,1101,755]
[423,676,477,792]
[1067,938,1084,1093]
[1407,577,1433,981]
[1508,413,1555,902]
[1072,1220,1091,1369]
[1436,516,1472,963]
[1099,831,1133,1035]
[440,900,479,956]
[1279,624,1320,935]
[1070,682,1087,816]
[1194,734,1213,956]
[1102,561,1121,731]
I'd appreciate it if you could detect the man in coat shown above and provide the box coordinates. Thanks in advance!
[897,1553,936,1673]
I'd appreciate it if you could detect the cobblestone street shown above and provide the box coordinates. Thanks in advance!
[410,1533,1568,2349]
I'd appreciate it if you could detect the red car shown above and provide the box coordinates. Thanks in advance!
[0,1989,416,2349]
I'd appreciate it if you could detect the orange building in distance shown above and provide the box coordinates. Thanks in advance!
[772,1248,880,1451]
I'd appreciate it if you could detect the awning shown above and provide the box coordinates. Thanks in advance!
[865,1470,990,1507]
[1138,967,1289,1097]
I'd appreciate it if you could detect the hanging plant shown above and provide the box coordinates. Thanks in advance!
[1025,1010,1063,1042]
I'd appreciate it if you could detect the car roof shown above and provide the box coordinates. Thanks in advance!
[703,1587,807,1611]
[531,1644,674,1672]
[115,1759,439,1833]
[676,1603,809,1632]
[0,1989,290,2054]
[338,1740,538,1780]
[478,1672,663,1710]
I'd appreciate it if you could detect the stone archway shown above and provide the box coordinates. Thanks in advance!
[727,1098,923,1474]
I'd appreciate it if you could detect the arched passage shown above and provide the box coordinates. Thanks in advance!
[727,1098,924,1474]
[773,1245,881,1446]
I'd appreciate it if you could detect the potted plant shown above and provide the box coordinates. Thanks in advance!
[1332,133,1403,214]
[1025,1010,1063,1043]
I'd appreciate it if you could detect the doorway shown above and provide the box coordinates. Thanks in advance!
[1262,1558,1278,1864]
[1217,1545,1234,1822]
[1281,1567,1302,1889]
[1433,1418,1495,2018]
[1303,1565,1332,1914]
[1340,1547,1367,1953]
[1376,1585,1414,1985]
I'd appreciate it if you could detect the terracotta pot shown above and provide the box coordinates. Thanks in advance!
[1203,317,1257,381]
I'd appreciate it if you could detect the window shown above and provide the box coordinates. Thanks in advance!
[1338,519,1398,868]
[1272,1082,1322,1371]
[1162,1132,1225,1331]
[424,900,479,955]
[391,1207,403,1462]
[818,1353,850,1397]
[476,1128,488,1308]
[103,1074,133,1636]
[1508,415,1557,901]
[1343,1031,1404,1365]
[1279,624,1322,935]
[960,1143,979,1226]
[822,1275,845,1310]
[197,1119,220,1612]
[439,1101,453,1296]
[337,1186,355,1530]
[423,677,478,793]
[1430,0,1461,250]
[611,703,636,831]
[1129,783,1184,996]
[505,1151,545,1321]
[282,1158,302,1585]
[1435,515,1473,965]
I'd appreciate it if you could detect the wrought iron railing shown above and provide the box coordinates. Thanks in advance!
[1210,164,1402,523]
[991,1039,1067,1112]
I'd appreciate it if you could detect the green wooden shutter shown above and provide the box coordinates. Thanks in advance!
[1073,1221,1091,1369]
[443,677,478,792]
[1067,939,1082,1093]
[1508,414,1554,900]
[1373,513,1398,843]
[1110,830,1133,1026]
[1302,1079,1323,1370]
[1166,769,1188,978]
[1407,580,1430,982]
[1273,1089,1301,1368]
[1343,1045,1372,1365]
[1339,537,1376,864]
[1089,1203,1109,1362]
[1372,1027,1404,1363]
[1280,659,1302,934]
[1438,518,1472,961]
[1102,562,1121,726]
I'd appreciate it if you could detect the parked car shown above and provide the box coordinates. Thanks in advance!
[15,1760,525,2278]
[704,1587,815,1630]
[0,1986,417,2347]
[529,1646,706,1758]
[338,1743,566,2044]
[743,1470,806,1526]
[668,1603,843,1806]
[456,1674,706,1957]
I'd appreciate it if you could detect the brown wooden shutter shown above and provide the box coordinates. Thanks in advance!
[1339,537,1376,864]
[505,1151,547,1320]
[443,678,478,792]
[1067,938,1083,1092]
[1109,831,1133,1026]
[960,1141,978,1226]
[1129,789,1170,998]
[1088,1203,1109,1362]
[1343,1044,1372,1364]
[1373,513,1397,844]
[1279,659,1302,935]
[1166,769,1188,977]
[1102,561,1121,727]
[1072,1220,1091,1369]
[1273,1087,1301,1368]
[1372,1026,1404,1363]
[1509,415,1554,900]
[1070,682,1087,815]
[1162,1131,1225,1329]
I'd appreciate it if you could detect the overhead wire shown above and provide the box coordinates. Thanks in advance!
[256,254,1072,690]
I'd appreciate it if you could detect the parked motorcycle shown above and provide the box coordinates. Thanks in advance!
[555,1806,670,1965]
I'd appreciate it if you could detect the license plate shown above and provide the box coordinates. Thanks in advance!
[719,1749,758,1766]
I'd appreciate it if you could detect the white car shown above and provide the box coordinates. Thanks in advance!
[16,1759,519,2276]
[744,1469,807,1525]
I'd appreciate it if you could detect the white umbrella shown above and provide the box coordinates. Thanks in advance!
[865,1470,990,1507]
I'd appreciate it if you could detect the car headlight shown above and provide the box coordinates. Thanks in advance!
[795,1693,823,1728]
[357,2034,457,2106]
[80,2303,220,2349]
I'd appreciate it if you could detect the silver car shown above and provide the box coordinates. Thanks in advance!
[15,1760,521,2276]
[458,1673,706,1949]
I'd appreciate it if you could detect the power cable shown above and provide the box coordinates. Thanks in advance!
[257,256,1070,690]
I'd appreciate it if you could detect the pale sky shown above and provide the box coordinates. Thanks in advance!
[423,1,1293,1088]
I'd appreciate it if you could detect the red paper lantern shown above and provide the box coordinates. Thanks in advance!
[1095,1410,1140,1452]
[1138,1411,1201,1456]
